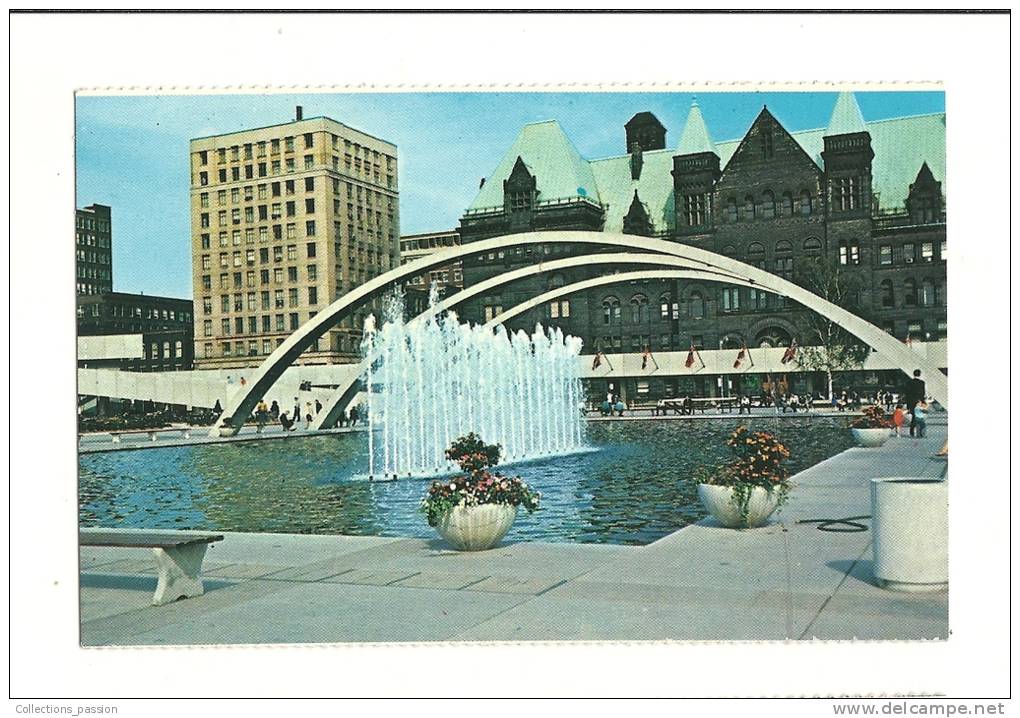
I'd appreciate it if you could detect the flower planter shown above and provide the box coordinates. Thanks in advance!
[851,427,891,448]
[697,483,782,529]
[435,504,518,551]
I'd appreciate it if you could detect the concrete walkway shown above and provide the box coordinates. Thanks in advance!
[80,420,948,645]
[78,423,366,454]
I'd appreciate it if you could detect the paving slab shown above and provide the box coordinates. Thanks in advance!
[391,572,490,590]
[109,582,531,645]
[321,568,421,586]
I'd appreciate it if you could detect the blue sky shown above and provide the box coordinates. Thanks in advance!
[75,91,944,299]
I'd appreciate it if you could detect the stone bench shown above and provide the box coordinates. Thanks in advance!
[80,528,224,605]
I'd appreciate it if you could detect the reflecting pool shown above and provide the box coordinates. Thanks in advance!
[79,417,855,545]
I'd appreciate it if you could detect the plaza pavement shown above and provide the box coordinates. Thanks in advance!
[80,418,948,645]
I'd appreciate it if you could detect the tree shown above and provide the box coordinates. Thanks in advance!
[792,256,872,401]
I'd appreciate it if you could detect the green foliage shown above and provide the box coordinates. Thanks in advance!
[421,434,541,527]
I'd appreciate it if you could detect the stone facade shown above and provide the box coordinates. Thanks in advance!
[457,96,946,398]
[189,108,399,369]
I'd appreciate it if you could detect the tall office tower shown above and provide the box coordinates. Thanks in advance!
[76,203,113,295]
[189,107,399,369]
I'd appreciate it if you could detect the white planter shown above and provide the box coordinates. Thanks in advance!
[871,478,948,592]
[851,427,891,447]
[435,504,518,551]
[697,483,783,529]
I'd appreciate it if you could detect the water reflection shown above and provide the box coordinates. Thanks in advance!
[79,417,854,545]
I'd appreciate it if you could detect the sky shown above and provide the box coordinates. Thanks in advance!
[75,90,944,299]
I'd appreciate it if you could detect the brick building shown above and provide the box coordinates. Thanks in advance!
[457,93,946,399]
[75,204,113,295]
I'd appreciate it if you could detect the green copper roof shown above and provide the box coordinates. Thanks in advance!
[468,120,601,210]
[826,91,868,136]
[467,107,945,224]
[590,149,676,233]
[676,101,717,155]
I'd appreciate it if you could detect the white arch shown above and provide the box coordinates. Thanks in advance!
[214,231,947,434]
[311,258,748,429]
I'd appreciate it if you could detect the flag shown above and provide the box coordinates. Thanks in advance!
[592,351,602,370]
[733,344,746,369]
[641,345,652,370]
[685,341,697,369]
[781,339,798,365]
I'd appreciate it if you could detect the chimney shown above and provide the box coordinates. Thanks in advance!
[295,105,303,121]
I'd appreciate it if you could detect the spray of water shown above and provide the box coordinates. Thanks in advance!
[360,289,587,479]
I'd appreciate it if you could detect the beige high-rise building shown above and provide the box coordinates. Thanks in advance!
[189,107,399,369]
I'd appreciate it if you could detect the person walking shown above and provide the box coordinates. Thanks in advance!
[892,404,906,437]
[269,400,280,421]
[292,397,301,424]
[255,400,268,433]
[904,369,926,438]
[315,398,322,415]
[304,401,314,430]
[912,400,929,438]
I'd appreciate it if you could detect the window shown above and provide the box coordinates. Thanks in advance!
[306,220,316,236]
[274,289,284,308]
[509,190,532,213]
[689,291,705,320]
[659,294,672,320]
[880,280,894,308]
[304,133,313,149]
[288,288,299,307]
[726,197,738,223]
[306,242,317,258]
[684,193,707,226]
[200,192,209,208]
[288,267,298,282]
[800,190,812,215]
[879,245,893,266]
[286,244,297,260]
[307,264,317,281]
[201,255,211,270]
[304,155,314,170]
[199,171,208,186]
[839,241,860,265]
[290,313,300,330]
[781,192,794,216]
[743,195,755,221]
[722,288,740,312]
[903,243,916,264]
[274,268,284,283]
[308,287,318,305]
[286,201,296,217]
[921,242,934,262]
[760,127,774,159]
[305,177,314,192]
[602,297,621,325]
[761,190,775,219]
[629,295,648,324]
[200,213,210,228]
[260,269,270,285]
[202,319,212,337]
[833,176,862,211]
[751,289,768,310]
[939,239,947,260]
[804,237,823,256]
[548,299,570,319]
[904,278,918,307]
[921,279,936,307]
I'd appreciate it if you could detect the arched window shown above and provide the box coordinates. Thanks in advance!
[689,291,705,320]
[659,293,672,320]
[774,241,793,280]
[781,192,794,216]
[880,280,894,308]
[761,190,776,219]
[775,240,793,254]
[630,294,648,324]
[748,242,766,258]
[547,273,566,290]
[726,197,738,223]
[904,279,917,307]
[803,237,823,255]
[721,244,737,256]
[743,195,755,221]
[721,335,743,350]
[602,296,621,325]
[921,279,936,307]
[800,190,813,215]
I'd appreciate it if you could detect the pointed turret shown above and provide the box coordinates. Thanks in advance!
[825,92,867,137]
[906,162,943,224]
[822,92,874,217]
[677,100,717,156]
[672,100,720,235]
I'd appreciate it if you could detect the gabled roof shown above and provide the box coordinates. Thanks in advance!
[676,101,717,156]
[468,120,600,210]
[826,91,868,136]
[466,107,945,226]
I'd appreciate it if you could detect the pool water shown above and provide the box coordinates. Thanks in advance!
[79,417,855,546]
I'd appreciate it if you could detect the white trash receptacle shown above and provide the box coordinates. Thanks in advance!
[870,478,948,592]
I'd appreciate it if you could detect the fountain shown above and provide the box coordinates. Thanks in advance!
[360,288,588,479]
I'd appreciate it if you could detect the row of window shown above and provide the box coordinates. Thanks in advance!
[875,240,946,266]
[197,133,393,169]
[199,265,318,292]
[407,268,463,287]
[207,310,314,339]
[76,266,111,280]
[878,279,943,309]
[721,190,815,224]
[76,282,111,295]
[200,243,317,268]
[197,156,395,189]
[202,286,320,317]
[75,216,110,232]
[200,334,330,359]
[75,232,111,248]
[400,234,459,253]
[76,249,110,265]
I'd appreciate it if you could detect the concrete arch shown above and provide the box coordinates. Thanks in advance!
[310,258,749,430]
[215,230,947,435]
